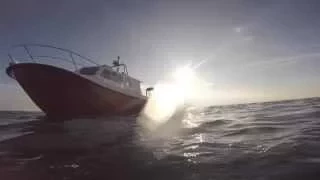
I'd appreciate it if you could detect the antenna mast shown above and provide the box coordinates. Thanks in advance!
[113,56,120,72]
[117,56,120,72]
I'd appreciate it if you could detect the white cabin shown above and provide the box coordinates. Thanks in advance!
[76,65,143,97]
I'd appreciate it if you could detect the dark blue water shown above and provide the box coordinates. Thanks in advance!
[1,98,320,180]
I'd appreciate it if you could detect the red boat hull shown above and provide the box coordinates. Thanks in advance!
[6,63,146,118]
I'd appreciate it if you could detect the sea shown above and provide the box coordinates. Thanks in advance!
[1,97,320,180]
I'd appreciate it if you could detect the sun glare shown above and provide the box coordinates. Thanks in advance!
[172,66,196,99]
[173,66,195,85]
[140,65,198,129]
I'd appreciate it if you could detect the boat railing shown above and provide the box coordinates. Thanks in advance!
[8,44,100,71]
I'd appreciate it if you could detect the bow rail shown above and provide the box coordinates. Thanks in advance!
[8,44,100,71]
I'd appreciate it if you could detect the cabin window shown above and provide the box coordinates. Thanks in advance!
[127,79,132,87]
[101,69,123,82]
[79,67,99,75]
[111,72,120,82]
[101,69,111,79]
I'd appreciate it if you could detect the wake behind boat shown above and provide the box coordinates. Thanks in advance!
[6,44,148,118]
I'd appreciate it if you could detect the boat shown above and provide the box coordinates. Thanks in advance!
[5,44,151,118]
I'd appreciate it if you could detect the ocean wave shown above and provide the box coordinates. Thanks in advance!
[0,98,320,179]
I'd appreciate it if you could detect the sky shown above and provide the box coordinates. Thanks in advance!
[1,0,320,110]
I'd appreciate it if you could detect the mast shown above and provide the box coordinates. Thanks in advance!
[113,56,120,72]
